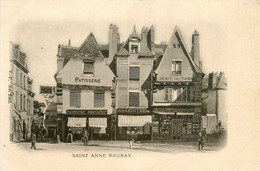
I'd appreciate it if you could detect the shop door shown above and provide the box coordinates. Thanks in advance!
[171,119,182,139]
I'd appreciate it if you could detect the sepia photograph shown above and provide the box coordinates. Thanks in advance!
[1,0,260,170]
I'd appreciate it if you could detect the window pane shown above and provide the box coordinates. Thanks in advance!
[129,92,139,107]
[129,66,140,81]
[94,93,105,107]
[70,91,81,107]
[172,61,182,74]
[83,62,94,75]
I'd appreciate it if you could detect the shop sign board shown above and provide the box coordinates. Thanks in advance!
[158,76,192,82]
[40,86,55,94]
[66,110,107,115]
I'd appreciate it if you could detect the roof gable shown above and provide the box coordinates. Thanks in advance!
[156,26,203,75]
[74,33,103,59]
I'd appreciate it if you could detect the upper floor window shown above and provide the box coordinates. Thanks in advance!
[23,75,26,88]
[70,90,81,107]
[83,62,94,76]
[172,60,182,75]
[131,45,138,53]
[94,91,105,107]
[16,69,19,84]
[20,73,22,87]
[164,87,188,102]
[129,91,139,107]
[129,66,140,81]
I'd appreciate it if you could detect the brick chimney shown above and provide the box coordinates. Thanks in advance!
[109,24,119,59]
[208,72,218,90]
[141,27,148,47]
[147,25,155,52]
[191,30,200,68]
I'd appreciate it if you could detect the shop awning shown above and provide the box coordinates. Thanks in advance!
[89,118,107,128]
[118,115,152,127]
[67,117,86,127]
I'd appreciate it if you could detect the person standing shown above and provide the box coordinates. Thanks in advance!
[129,129,135,149]
[202,128,207,143]
[197,132,204,150]
[67,129,73,143]
[82,129,89,146]
[30,133,37,150]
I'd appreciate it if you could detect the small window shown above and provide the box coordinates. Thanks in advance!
[16,69,19,84]
[131,45,138,53]
[178,44,181,48]
[94,92,105,107]
[129,92,139,107]
[172,60,182,75]
[20,73,22,87]
[24,76,26,88]
[173,44,176,48]
[83,62,94,75]
[70,91,81,107]
[129,66,140,81]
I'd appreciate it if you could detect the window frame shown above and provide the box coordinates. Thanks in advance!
[171,60,182,75]
[82,61,94,76]
[129,65,140,81]
[94,92,105,108]
[129,90,140,107]
[69,90,81,108]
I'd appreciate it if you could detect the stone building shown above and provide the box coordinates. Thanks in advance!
[111,26,155,140]
[9,42,35,141]
[201,72,227,132]
[54,33,115,142]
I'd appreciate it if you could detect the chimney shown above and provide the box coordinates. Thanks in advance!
[109,24,119,59]
[191,30,200,68]
[208,72,218,90]
[141,27,148,47]
[147,25,155,52]
[68,39,71,46]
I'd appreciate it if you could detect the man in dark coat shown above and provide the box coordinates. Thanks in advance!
[82,129,89,146]
[198,132,204,150]
[31,133,37,150]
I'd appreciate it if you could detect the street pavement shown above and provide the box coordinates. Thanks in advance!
[13,140,224,154]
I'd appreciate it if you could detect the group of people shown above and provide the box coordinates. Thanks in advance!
[66,128,89,146]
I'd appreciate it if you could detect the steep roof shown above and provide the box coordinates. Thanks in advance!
[74,32,104,59]
[155,26,203,74]
[216,73,227,90]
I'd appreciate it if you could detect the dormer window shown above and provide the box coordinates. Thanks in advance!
[131,45,138,53]
[83,61,94,76]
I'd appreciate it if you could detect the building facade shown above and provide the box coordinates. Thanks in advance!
[9,42,35,141]
[112,26,155,140]
[201,72,227,132]
[55,33,115,142]
[150,27,204,140]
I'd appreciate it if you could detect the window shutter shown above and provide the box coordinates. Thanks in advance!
[129,92,139,107]
[83,62,94,74]
[129,66,140,81]
[94,93,105,107]
[70,91,81,107]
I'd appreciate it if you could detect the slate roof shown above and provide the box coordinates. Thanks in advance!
[59,45,78,57]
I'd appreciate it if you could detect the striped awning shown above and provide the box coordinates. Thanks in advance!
[67,117,86,127]
[89,118,107,128]
[118,115,152,127]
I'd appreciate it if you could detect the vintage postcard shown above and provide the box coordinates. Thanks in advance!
[1,0,260,170]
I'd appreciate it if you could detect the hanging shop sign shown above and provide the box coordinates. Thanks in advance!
[158,76,192,82]
[75,77,101,83]
[66,110,107,115]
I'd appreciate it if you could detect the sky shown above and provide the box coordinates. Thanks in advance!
[1,0,259,102]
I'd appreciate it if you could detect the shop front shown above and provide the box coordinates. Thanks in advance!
[116,109,152,141]
[65,109,111,141]
[151,107,200,140]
